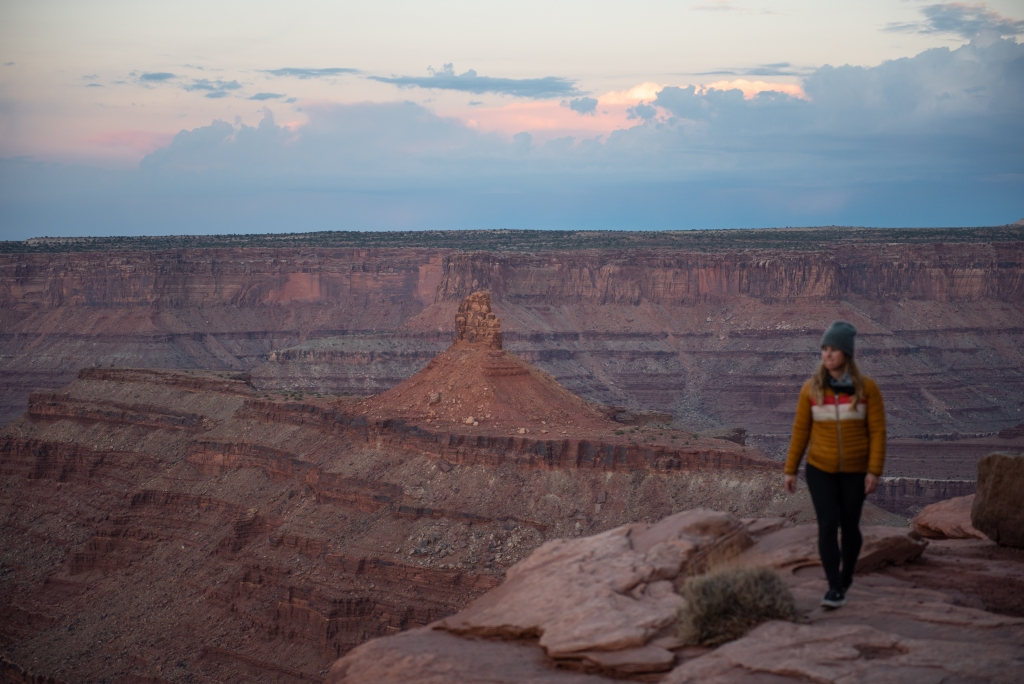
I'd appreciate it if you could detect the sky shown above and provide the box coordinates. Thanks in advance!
[1,0,1022,238]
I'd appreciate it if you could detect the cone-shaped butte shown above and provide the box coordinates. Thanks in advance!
[359,292,615,434]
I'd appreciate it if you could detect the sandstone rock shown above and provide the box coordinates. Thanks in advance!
[912,495,987,540]
[662,620,1024,684]
[741,517,789,538]
[455,291,503,350]
[322,507,1024,683]
[325,627,606,684]
[734,524,927,574]
[972,452,1024,547]
[438,509,751,657]
[574,644,675,674]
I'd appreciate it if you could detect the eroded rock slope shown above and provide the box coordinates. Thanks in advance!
[0,296,839,683]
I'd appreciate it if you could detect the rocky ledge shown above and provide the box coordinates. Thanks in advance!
[327,507,1024,683]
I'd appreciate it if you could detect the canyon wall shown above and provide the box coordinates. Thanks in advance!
[2,233,1024,497]
[2,233,1023,485]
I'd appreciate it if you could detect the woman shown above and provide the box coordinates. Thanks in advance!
[784,321,886,609]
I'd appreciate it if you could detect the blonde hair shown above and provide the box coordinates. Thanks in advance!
[810,356,864,406]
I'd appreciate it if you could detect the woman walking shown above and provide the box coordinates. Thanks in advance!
[784,321,886,608]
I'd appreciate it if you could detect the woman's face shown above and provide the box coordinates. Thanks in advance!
[821,345,846,372]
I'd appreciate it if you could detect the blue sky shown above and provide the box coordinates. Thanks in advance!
[1,1,1022,238]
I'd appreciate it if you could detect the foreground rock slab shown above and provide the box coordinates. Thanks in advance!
[663,618,1024,684]
[972,452,1024,547]
[733,523,928,575]
[328,510,974,683]
[438,509,751,658]
[325,628,617,684]
[913,494,987,540]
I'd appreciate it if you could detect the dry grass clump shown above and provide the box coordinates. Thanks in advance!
[678,566,798,646]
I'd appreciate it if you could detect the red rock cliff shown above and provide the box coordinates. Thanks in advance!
[2,237,1022,495]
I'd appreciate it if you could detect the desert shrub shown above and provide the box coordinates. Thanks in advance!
[678,566,797,646]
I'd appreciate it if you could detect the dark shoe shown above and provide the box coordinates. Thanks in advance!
[821,588,847,609]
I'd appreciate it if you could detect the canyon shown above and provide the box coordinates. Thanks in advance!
[2,227,1023,681]
[1,294,869,682]
[3,227,1023,511]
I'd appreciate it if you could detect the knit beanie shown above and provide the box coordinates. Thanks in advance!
[820,321,856,357]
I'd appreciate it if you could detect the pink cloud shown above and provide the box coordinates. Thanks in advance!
[444,83,669,142]
[442,79,804,142]
[699,79,807,99]
[84,130,175,154]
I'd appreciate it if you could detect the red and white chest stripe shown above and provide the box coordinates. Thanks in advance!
[810,394,867,422]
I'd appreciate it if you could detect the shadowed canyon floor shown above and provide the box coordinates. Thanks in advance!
[3,227,1024,519]
[2,294,910,683]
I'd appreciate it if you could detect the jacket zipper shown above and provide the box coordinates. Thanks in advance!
[834,394,844,472]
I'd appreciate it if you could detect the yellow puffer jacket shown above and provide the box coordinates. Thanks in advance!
[784,376,886,476]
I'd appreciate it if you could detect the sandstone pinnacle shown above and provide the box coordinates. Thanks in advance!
[359,290,614,430]
[455,291,503,349]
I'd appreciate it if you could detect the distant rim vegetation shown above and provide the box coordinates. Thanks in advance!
[3,225,1023,254]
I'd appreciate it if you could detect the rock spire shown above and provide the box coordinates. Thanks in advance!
[455,291,502,350]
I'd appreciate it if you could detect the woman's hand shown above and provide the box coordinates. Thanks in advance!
[865,473,879,495]
[784,474,797,494]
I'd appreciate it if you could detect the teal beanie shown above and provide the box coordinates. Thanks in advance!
[820,321,856,357]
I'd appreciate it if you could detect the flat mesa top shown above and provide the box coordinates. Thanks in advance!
[4,225,1023,254]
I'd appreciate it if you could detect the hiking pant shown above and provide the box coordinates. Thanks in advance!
[805,463,867,592]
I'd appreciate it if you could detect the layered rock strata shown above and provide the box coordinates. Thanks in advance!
[3,233,1023,518]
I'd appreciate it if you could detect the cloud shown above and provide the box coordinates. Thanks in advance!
[249,92,284,100]
[369,63,580,99]
[3,62,14,67]
[139,72,176,82]
[85,83,104,88]
[599,83,666,105]
[261,67,359,79]
[693,62,810,77]
[184,78,242,92]
[2,38,1021,238]
[626,102,657,120]
[700,79,806,99]
[173,78,244,99]
[886,3,1024,39]
[512,131,532,150]
[562,97,598,115]
[84,130,175,153]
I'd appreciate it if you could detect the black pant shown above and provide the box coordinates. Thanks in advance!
[805,463,866,592]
